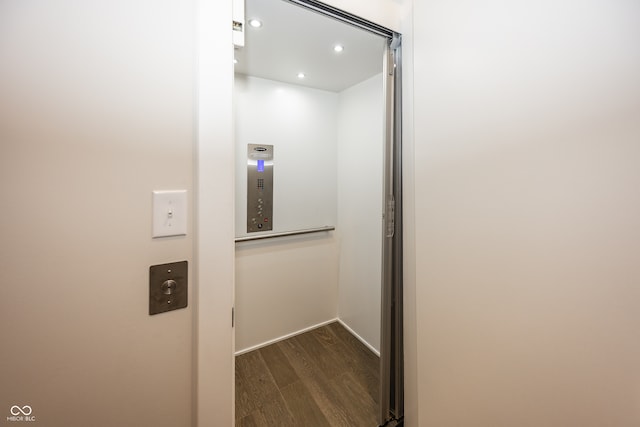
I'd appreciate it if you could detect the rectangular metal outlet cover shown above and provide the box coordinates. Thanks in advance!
[149,261,188,315]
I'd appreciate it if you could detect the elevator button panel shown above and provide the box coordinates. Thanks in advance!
[247,144,273,233]
[149,261,188,315]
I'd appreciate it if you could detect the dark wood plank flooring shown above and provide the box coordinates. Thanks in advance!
[235,322,380,426]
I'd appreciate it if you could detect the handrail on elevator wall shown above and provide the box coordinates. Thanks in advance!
[234,225,335,242]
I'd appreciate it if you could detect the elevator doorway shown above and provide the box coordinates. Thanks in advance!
[233,1,402,425]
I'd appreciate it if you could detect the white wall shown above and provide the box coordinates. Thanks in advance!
[235,236,340,352]
[0,1,195,426]
[233,75,340,352]
[413,0,640,425]
[233,72,387,354]
[234,75,338,236]
[196,0,235,424]
[337,73,385,353]
[397,1,417,424]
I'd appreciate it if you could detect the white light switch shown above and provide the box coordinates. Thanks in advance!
[153,190,187,238]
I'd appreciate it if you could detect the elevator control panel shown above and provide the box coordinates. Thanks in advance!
[247,144,273,233]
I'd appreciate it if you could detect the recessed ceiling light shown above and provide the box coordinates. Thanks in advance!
[248,19,262,28]
[333,44,344,53]
[297,72,305,79]
[233,58,238,64]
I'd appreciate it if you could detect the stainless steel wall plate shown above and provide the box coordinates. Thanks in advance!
[149,261,188,315]
[247,144,274,233]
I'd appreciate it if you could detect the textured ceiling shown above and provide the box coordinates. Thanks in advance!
[234,0,386,92]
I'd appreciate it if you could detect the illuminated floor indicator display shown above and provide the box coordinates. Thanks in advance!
[247,144,273,233]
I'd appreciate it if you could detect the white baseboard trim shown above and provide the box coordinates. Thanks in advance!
[234,317,381,357]
[337,318,380,357]
[235,318,338,356]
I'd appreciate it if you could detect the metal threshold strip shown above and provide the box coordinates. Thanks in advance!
[234,226,335,242]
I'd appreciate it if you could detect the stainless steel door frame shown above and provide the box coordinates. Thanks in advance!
[380,34,403,427]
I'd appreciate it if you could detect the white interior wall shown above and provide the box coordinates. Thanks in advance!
[234,75,338,236]
[234,72,385,354]
[234,75,340,352]
[0,1,195,425]
[336,73,385,354]
[196,0,235,424]
[413,0,640,425]
[397,1,417,424]
[235,236,340,353]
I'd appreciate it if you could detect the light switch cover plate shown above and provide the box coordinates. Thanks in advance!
[153,190,187,238]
